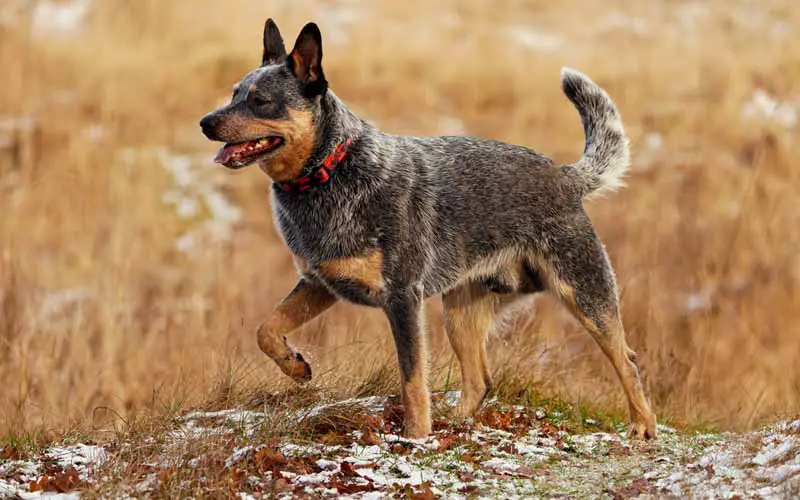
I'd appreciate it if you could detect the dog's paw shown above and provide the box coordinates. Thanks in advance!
[277,351,312,383]
[402,421,432,439]
[452,402,478,421]
[626,419,657,440]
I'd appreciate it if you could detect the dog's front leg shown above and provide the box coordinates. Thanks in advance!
[257,278,338,382]
[384,284,431,438]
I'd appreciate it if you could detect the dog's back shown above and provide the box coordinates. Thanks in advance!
[353,68,631,296]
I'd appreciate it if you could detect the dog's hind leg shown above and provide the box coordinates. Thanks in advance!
[530,221,657,440]
[443,282,497,418]
[257,278,338,382]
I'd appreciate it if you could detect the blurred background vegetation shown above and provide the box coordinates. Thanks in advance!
[0,0,798,438]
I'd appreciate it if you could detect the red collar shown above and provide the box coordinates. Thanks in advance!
[276,139,353,194]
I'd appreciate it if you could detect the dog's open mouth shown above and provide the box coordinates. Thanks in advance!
[214,136,284,168]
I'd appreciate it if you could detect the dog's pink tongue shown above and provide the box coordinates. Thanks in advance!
[214,143,247,164]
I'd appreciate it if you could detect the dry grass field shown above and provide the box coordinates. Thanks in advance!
[0,0,798,444]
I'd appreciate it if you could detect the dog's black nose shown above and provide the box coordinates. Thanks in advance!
[199,114,219,139]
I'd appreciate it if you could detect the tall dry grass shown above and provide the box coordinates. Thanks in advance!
[0,0,798,438]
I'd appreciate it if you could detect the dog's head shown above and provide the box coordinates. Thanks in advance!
[199,19,327,181]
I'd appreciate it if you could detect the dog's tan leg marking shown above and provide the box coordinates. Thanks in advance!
[398,305,431,438]
[573,306,657,440]
[531,251,657,440]
[317,249,384,293]
[402,367,431,438]
[256,278,338,382]
[443,282,497,419]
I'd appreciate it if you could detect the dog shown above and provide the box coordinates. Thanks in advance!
[199,18,657,440]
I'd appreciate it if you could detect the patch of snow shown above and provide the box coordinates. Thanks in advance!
[513,441,561,458]
[121,148,245,253]
[183,409,263,425]
[684,287,715,313]
[175,197,200,219]
[83,124,105,143]
[440,391,462,407]
[225,445,254,468]
[753,438,797,466]
[0,116,36,133]
[46,444,108,475]
[771,21,791,41]
[32,0,90,36]
[297,395,386,421]
[438,116,465,135]
[597,12,649,36]
[742,89,798,129]
[175,233,196,253]
[483,457,523,474]
[676,2,710,33]
[160,152,195,188]
[758,463,800,483]
[657,424,677,434]
[644,132,663,152]
[280,443,328,457]
[507,26,562,52]
[17,492,81,500]
[294,470,335,484]
[37,288,94,327]
[0,480,17,496]
[201,189,242,240]
[345,444,383,463]
[0,116,36,150]
[317,0,369,46]
[358,492,386,500]
[315,459,339,471]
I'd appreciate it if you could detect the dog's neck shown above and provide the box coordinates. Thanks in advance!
[303,91,366,171]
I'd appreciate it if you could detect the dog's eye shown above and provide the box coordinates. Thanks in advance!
[251,95,269,107]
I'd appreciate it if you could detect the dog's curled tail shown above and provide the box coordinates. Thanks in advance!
[561,67,630,199]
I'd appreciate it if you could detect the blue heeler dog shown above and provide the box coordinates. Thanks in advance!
[199,18,657,439]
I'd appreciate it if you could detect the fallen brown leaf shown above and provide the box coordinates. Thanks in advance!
[1,446,20,460]
[157,466,177,485]
[360,428,381,446]
[437,436,455,452]
[273,477,293,493]
[410,481,436,500]
[329,473,376,494]
[608,477,653,500]
[53,466,82,492]
[255,447,288,472]
[456,470,474,482]
[514,465,534,478]
[28,476,49,492]
[340,461,360,478]
[499,442,519,455]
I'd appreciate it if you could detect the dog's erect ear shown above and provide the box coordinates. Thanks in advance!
[262,18,287,66]
[287,22,327,97]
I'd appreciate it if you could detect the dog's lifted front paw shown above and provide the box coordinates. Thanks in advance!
[276,348,312,383]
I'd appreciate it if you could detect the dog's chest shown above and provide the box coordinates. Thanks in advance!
[297,249,385,307]
[273,196,385,306]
